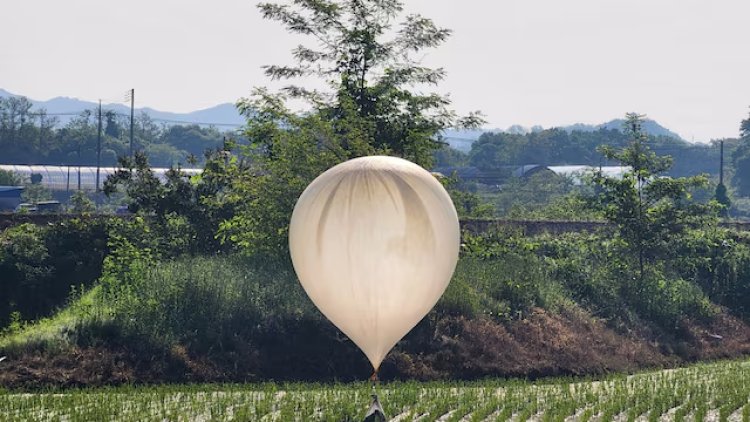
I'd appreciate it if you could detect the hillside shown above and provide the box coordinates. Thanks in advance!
[0,88,245,128]
[2,88,686,146]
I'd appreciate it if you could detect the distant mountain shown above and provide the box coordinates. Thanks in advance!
[0,89,246,129]
[2,88,685,147]
[564,119,684,140]
[443,119,685,152]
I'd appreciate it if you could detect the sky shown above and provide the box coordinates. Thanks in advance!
[1,0,749,142]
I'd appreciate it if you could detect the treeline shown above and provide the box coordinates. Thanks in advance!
[436,126,735,179]
[0,96,228,167]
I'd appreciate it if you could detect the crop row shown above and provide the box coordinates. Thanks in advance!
[1,359,749,421]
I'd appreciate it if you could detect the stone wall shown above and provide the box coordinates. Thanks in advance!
[3,213,750,235]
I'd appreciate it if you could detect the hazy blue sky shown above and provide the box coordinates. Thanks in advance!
[1,0,748,141]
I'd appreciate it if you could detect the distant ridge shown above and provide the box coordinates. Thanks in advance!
[0,88,246,128]
[1,88,685,147]
[444,119,684,152]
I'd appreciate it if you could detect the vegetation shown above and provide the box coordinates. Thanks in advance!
[591,113,716,280]
[0,96,226,167]
[465,126,729,180]
[1,358,749,421]
[0,219,108,327]
[2,0,750,392]
[0,169,22,185]
[177,0,481,255]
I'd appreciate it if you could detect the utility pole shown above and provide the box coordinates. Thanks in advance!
[38,112,45,151]
[129,88,135,157]
[720,140,725,185]
[96,100,102,194]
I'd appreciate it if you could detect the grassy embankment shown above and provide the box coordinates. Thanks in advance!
[2,227,750,387]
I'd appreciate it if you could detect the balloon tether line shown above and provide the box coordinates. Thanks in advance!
[363,367,386,421]
[370,368,379,405]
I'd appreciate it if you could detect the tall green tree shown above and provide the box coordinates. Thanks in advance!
[252,0,482,168]
[0,169,22,186]
[222,0,482,255]
[591,113,717,280]
[733,109,750,196]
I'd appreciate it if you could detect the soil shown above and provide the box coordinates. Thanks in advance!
[1,307,749,389]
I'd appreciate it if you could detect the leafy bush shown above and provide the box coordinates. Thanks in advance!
[0,220,108,327]
[672,228,750,318]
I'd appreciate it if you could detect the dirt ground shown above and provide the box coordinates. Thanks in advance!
[2,307,749,389]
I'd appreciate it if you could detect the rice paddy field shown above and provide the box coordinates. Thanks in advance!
[2,359,750,421]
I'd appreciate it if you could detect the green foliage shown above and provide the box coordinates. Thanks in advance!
[0,169,21,186]
[102,255,315,352]
[467,126,721,180]
[591,113,718,280]
[21,177,52,204]
[223,0,482,255]
[218,105,348,255]
[0,220,108,327]
[2,359,750,420]
[256,0,482,167]
[441,175,495,219]
[732,110,750,196]
[0,95,229,167]
[488,171,580,218]
[104,149,237,254]
[715,182,731,216]
[463,228,719,329]
[672,228,750,317]
[506,193,599,221]
[433,144,468,168]
[69,190,95,213]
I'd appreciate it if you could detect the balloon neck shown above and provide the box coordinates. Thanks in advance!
[370,368,380,384]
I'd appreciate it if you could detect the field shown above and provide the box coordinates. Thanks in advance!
[2,359,749,421]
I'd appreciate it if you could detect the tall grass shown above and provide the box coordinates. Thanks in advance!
[107,255,316,352]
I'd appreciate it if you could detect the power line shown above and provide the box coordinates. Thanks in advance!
[27,111,245,128]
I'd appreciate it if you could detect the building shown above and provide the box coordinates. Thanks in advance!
[513,164,630,184]
[0,186,24,211]
[0,165,202,192]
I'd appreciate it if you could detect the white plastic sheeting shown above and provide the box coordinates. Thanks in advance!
[289,156,460,371]
[0,165,201,191]
[547,165,630,184]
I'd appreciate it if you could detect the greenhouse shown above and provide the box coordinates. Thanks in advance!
[0,165,202,191]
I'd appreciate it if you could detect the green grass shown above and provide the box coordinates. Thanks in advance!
[2,358,749,421]
[0,286,109,354]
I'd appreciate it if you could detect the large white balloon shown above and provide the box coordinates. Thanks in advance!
[289,156,460,371]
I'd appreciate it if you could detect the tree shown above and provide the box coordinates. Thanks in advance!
[104,148,239,254]
[160,124,224,159]
[104,111,121,139]
[714,182,731,217]
[251,0,481,166]
[57,111,98,163]
[591,113,717,280]
[742,109,750,139]
[22,174,52,204]
[733,109,750,196]
[0,97,34,147]
[221,0,482,255]
[69,190,95,213]
[0,169,22,186]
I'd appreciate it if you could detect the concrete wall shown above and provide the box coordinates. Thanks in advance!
[2,214,750,235]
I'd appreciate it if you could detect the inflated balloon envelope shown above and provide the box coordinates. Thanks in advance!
[289,155,460,374]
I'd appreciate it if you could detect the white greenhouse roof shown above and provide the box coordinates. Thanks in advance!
[0,165,201,191]
[547,165,630,183]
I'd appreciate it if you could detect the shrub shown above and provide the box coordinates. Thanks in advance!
[102,255,316,352]
[0,220,108,327]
